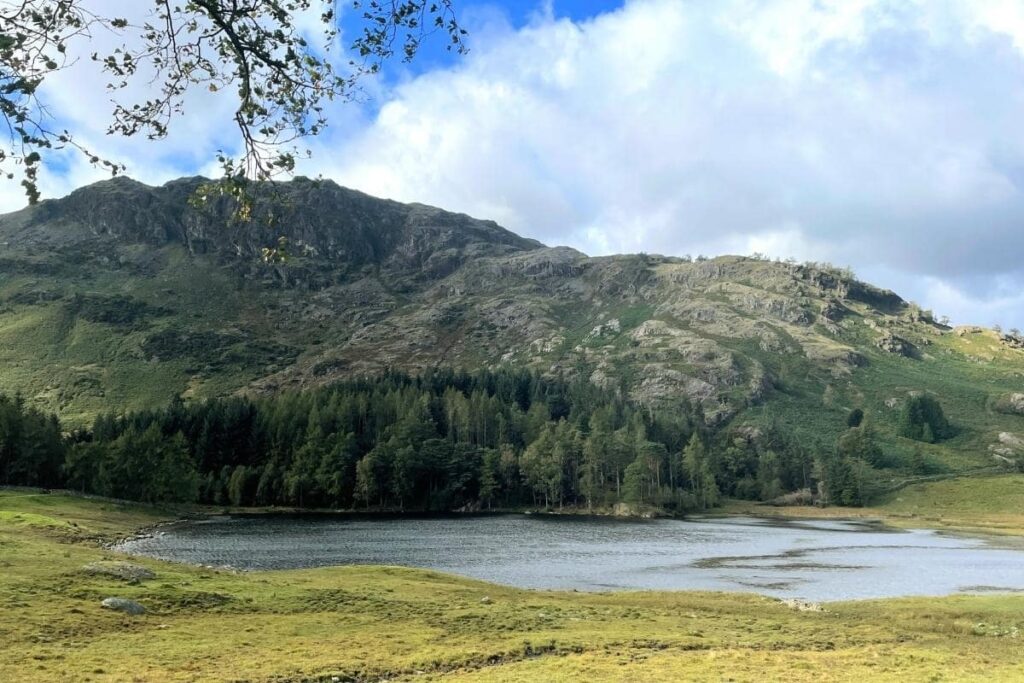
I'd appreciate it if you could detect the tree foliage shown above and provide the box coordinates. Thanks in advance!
[0,1,465,202]
[898,394,951,443]
[3,370,921,509]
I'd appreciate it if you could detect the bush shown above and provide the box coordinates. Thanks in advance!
[898,394,951,443]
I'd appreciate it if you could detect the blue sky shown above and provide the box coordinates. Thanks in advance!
[12,0,1024,330]
[340,0,625,76]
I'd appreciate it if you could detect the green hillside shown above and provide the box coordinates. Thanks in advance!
[1,176,1022,482]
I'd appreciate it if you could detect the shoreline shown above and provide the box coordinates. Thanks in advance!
[10,482,1023,553]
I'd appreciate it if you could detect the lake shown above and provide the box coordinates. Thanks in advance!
[114,513,1024,601]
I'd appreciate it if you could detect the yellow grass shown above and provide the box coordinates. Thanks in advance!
[1,489,1023,682]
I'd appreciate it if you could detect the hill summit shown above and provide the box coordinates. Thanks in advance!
[1,176,1022,472]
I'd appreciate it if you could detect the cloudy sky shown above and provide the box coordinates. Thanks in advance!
[10,0,1024,329]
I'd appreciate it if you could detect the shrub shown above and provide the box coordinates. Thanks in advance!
[898,394,951,443]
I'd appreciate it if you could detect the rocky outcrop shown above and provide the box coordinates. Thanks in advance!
[5,176,541,275]
[875,331,915,357]
[820,299,847,322]
[990,432,1024,466]
[1000,332,1024,350]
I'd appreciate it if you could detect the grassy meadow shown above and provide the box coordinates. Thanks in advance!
[723,473,1024,536]
[2,488,1024,682]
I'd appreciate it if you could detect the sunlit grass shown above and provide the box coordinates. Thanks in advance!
[2,490,1023,682]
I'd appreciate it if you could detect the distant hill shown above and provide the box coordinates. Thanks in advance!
[1,176,1022,474]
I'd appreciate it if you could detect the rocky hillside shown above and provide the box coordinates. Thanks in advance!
[1,176,1023,469]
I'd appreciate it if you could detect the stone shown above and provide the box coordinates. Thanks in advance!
[101,597,146,615]
[782,598,823,612]
[998,432,1024,452]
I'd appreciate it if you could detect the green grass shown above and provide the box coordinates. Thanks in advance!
[3,490,1024,682]
[875,474,1024,533]
[0,244,315,425]
[726,473,1024,536]
[725,321,1024,478]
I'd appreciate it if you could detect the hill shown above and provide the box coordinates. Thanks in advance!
[1,176,1023,477]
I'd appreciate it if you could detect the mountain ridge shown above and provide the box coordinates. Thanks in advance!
[1,176,1022,475]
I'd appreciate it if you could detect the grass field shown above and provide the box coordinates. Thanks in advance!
[2,489,1024,682]
[723,473,1024,536]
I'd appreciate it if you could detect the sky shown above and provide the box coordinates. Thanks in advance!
[8,0,1024,329]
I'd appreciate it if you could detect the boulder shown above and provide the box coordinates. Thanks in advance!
[101,597,146,615]
[998,432,1024,452]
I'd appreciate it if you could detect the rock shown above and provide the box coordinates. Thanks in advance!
[998,432,1024,452]
[875,331,915,357]
[1000,333,1024,350]
[782,598,823,612]
[83,561,155,583]
[101,597,146,615]
[820,299,847,322]
[587,318,621,339]
[1011,394,1024,415]
[992,451,1017,466]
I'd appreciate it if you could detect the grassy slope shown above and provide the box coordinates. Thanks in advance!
[0,245,310,425]
[735,322,1024,477]
[724,473,1024,536]
[2,491,1024,682]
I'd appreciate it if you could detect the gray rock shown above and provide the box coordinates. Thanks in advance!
[998,432,1024,452]
[83,561,155,582]
[101,597,146,615]
[875,331,914,357]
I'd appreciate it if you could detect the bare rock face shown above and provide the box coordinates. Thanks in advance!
[8,176,541,277]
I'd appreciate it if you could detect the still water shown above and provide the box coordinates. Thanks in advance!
[115,514,1024,601]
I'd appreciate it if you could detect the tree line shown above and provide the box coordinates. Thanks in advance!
[1,369,926,509]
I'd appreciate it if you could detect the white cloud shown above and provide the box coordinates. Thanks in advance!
[315,0,1024,328]
[6,0,1024,329]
